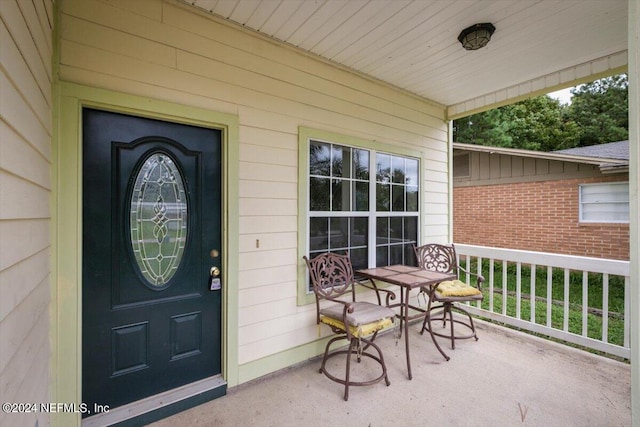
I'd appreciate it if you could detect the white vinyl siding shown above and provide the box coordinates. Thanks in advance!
[579,182,630,223]
[58,0,449,381]
[0,1,54,427]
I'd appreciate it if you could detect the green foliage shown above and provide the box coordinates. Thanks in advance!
[453,73,628,151]
[567,74,628,146]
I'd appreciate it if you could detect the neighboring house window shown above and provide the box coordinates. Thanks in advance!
[307,139,419,288]
[579,182,629,223]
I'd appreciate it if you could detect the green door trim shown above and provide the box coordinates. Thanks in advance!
[53,81,239,427]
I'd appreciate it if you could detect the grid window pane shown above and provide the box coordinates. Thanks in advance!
[390,245,403,265]
[406,186,418,211]
[376,154,391,183]
[329,217,348,250]
[376,183,390,211]
[332,179,352,211]
[391,156,405,184]
[350,248,368,270]
[331,146,343,177]
[310,142,331,176]
[309,217,329,251]
[353,149,370,180]
[406,158,418,186]
[404,245,417,267]
[354,181,369,211]
[350,217,368,247]
[390,217,403,241]
[376,246,389,267]
[310,177,330,211]
[404,217,417,242]
[376,217,389,245]
[392,185,404,211]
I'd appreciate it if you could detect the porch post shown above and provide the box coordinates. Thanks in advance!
[628,0,639,425]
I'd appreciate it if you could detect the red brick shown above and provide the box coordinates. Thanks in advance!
[453,177,629,260]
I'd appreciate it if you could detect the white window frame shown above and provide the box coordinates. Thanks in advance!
[579,182,630,223]
[297,128,422,304]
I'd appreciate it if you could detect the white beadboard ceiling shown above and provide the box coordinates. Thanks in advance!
[181,0,628,117]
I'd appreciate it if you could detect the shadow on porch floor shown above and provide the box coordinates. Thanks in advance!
[150,320,630,427]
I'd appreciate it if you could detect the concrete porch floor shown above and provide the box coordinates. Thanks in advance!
[151,320,631,427]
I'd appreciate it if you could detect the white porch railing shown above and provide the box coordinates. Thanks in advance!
[454,244,631,359]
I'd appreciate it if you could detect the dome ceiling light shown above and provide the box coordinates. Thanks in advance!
[458,23,496,50]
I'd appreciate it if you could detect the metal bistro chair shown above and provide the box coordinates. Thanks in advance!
[303,253,396,400]
[414,243,484,361]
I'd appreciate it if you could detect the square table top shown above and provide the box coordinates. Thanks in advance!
[356,265,456,289]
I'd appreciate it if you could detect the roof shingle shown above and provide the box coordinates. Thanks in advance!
[554,140,629,161]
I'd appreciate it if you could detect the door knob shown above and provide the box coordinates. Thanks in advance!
[209,266,222,291]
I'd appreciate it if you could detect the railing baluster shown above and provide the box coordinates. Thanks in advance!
[465,254,470,283]
[476,256,483,308]
[489,258,494,312]
[563,269,570,332]
[502,260,508,316]
[602,273,609,343]
[516,262,522,320]
[546,266,552,328]
[530,264,536,324]
[582,271,588,337]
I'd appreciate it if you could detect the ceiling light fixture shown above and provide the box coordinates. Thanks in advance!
[458,23,496,51]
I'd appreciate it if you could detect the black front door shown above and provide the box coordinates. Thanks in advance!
[82,108,224,413]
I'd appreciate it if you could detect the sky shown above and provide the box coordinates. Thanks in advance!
[547,87,574,104]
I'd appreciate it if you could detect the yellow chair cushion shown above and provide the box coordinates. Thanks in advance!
[319,301,395,337]
[320,316,394,338]
[436,280,482,297]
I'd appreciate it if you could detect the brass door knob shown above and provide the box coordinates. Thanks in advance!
[210,266,221,277]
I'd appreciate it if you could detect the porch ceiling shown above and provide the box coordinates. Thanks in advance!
[182,0,628,118]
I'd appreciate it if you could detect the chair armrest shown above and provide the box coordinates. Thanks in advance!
[356,278,397,306]
[457,266,485,289]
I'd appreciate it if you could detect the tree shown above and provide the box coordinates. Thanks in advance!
[453,73,628,151]
[566,74,628,146]
[453,95,580,151]
[453,108,512,147]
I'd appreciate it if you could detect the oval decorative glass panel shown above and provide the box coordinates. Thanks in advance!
[130,152,188,288]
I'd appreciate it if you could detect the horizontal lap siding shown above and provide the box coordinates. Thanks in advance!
[59,0,448,368]
[0,1,53,427]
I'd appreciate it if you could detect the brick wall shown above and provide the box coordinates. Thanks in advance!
[453,176,630,260]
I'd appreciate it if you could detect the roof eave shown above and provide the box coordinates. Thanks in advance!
[453,142,627,167]
[600,163,630,174]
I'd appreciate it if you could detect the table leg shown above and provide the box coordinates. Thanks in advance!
[398,287,405,337]
[404,288,412,380]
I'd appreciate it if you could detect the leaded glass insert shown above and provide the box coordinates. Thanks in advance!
[130,153,188,287]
